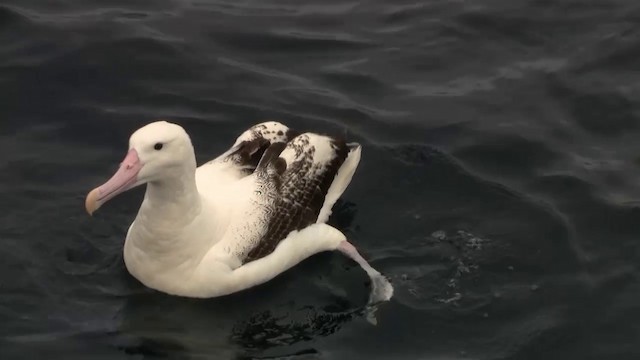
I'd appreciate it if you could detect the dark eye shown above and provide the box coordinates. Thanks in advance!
[154,143,163,151]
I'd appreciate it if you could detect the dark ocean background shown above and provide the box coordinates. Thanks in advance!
[1,0,639,359]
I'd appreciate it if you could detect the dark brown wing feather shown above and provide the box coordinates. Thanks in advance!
[221,121,298,175]
[243,134,351,263]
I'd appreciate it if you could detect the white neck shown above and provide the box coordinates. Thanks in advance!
[123,164,216,286]
[143,172,202,229]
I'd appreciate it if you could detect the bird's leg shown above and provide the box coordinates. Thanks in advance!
[337,240,394,305]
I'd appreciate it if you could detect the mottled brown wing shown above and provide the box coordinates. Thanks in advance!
[243,133,351,263]
[218,121,298,175]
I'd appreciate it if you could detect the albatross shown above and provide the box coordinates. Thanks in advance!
[85,120,393,304]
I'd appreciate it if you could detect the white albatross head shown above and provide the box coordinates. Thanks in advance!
[85,120,195,215]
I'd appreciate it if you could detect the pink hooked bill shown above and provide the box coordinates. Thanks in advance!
[85,149,142,215]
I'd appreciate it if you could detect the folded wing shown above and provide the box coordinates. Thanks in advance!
[240,133,361,263]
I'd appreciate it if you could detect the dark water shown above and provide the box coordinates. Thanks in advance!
[1,0,639,359]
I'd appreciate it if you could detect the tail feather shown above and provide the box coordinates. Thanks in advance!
[316,142,362,223]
